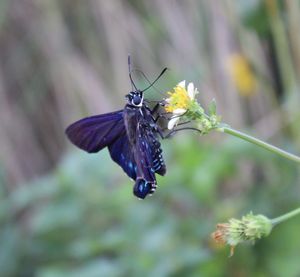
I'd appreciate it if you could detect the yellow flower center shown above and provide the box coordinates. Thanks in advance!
[165,85,190,113]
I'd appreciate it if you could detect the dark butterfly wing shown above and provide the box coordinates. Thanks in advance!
[108,132,137,180]
[133,125,159,199]
[65,110,124,153]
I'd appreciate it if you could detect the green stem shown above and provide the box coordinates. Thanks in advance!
[271,207,300,225]
[216,126,300,164]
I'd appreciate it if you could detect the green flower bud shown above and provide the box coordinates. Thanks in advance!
[211,212,273,256]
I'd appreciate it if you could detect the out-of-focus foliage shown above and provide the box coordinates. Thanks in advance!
[1,0,300,276]
[1,136,300,276]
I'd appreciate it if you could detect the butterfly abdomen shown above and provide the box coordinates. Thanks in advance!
[152,139,166,176]
[149,134,166,176]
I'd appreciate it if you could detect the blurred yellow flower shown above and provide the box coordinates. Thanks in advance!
[227,53,256,96]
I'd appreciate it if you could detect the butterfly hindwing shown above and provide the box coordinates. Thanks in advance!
[108,131,137,180]
[133,133,157,199]
[132,113,166,199]
[66,110,124,153]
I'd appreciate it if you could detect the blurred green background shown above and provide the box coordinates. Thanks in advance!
[1,0,300,276]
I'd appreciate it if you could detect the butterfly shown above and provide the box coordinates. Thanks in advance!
[65,57,168,199]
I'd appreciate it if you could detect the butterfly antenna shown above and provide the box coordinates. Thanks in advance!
[132,68,165,96]
[142,67,168,92]
[128,55,138,91]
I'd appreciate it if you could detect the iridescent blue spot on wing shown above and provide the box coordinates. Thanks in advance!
[65,110,124,153]
[108,133,137,180]
[133,179,152,199]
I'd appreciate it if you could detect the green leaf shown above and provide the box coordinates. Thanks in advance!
[208,99,217,116]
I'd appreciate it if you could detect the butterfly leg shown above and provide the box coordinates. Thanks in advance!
[150,101,166,114]
[156,119,192,139]
[155,109,190,123]
[164,127,203,139]
[154,113,173,123]
[156,127,165,139]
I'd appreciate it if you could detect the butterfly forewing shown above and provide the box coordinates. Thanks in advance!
[66,110,124,153]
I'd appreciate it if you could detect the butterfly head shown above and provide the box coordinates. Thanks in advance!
[126,90,144,107]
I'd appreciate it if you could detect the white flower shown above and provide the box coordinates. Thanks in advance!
[165,80,198,130]
[168,108,186,130]
[187,82,198,99]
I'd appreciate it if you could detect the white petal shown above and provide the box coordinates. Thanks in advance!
[177,80,186,89]
[187,82,195,99]
[165,97,171,103]
[173,108,186,115]
[168,117,180,130]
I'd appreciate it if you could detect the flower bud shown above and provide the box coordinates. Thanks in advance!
[211,212,273,256]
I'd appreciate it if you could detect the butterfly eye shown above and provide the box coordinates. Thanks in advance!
[132,95,142,105]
